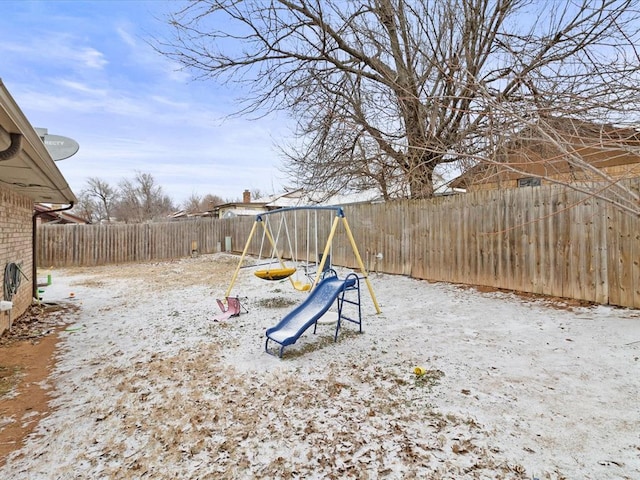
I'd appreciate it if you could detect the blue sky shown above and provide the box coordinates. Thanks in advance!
[0,0,289,206]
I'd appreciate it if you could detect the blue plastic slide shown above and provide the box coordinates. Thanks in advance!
[265,273,360,358]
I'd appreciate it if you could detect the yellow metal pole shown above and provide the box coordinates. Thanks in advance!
[225,220,258,298]
[312,215,340,289]
[342,217,381,314]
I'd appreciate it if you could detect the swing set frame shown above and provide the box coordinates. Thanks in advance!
[224,206,381,314]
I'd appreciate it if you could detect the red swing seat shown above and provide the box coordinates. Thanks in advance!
[213,296,242,321]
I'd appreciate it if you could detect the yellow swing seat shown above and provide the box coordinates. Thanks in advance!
[254,267,296,281]
[293,280,311,292]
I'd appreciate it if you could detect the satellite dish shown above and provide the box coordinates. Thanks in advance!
[42,134,80,161]
[35,128,80,161]
[35,127,80,161]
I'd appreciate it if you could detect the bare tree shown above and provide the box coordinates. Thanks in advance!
[183,193,204,214]
[73,193,99,224]
[250,188,264,201]
[183,193,225,213]
[80,177,118,223]
[115,172,175,223]
[203,193,225,209]
[158,0,640,211]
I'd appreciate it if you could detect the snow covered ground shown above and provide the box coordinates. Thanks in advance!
[1,252,639,479]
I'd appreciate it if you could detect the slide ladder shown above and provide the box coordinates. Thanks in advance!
[265,271,362,358]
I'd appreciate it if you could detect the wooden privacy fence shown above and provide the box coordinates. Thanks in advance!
[38,218,235,266]
[37,182,640,308]
[344,186,639,308]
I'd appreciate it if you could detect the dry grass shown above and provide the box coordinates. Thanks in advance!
[65,254,241,293]
[83,341,528,479]
[0,365,20,397]
[255,297,299,309]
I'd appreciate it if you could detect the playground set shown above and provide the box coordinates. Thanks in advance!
[215,206,381,357]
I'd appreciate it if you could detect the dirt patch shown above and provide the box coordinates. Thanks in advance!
[0,303,78,466]
[457,283,597,310]
[255,296,298,309]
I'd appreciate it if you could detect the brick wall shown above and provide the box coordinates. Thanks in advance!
[0,183,33,335]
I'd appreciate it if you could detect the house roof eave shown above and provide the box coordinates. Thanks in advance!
[0,79,77,204]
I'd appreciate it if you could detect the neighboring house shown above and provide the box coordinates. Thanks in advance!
[451,117,640,192]
[169,190,270,220]
[35,203,89,225]
[264,188,384,208]
[212,188,385,219]
[215,189,271,219]
[0,80,77,335]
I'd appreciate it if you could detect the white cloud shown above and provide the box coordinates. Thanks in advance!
[115,25,137,48]
[114,19,192,84]
[54,79,108,97]
[77,46,108,70]
[149,95,190,109]
[2,32,107,71]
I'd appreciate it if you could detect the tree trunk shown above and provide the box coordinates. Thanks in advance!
[405,149,436,199]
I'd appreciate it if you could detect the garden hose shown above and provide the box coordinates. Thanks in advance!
[4,262,26,301]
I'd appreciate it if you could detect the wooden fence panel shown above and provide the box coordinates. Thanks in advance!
[607,203,639,308]
[570,195,596,302]
[521,188,536,294]
[549,189,566,298]
[424,200,440,281]
[342,205,373,270]
[408,200,428,279]
[501,190,515,291]
[592,198,609,305]
[537,189,553,296]
[607,205,624,306]
[467,194,479,284]
[38,218,228,267]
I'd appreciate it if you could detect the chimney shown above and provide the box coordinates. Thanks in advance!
[243,189,251,203]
